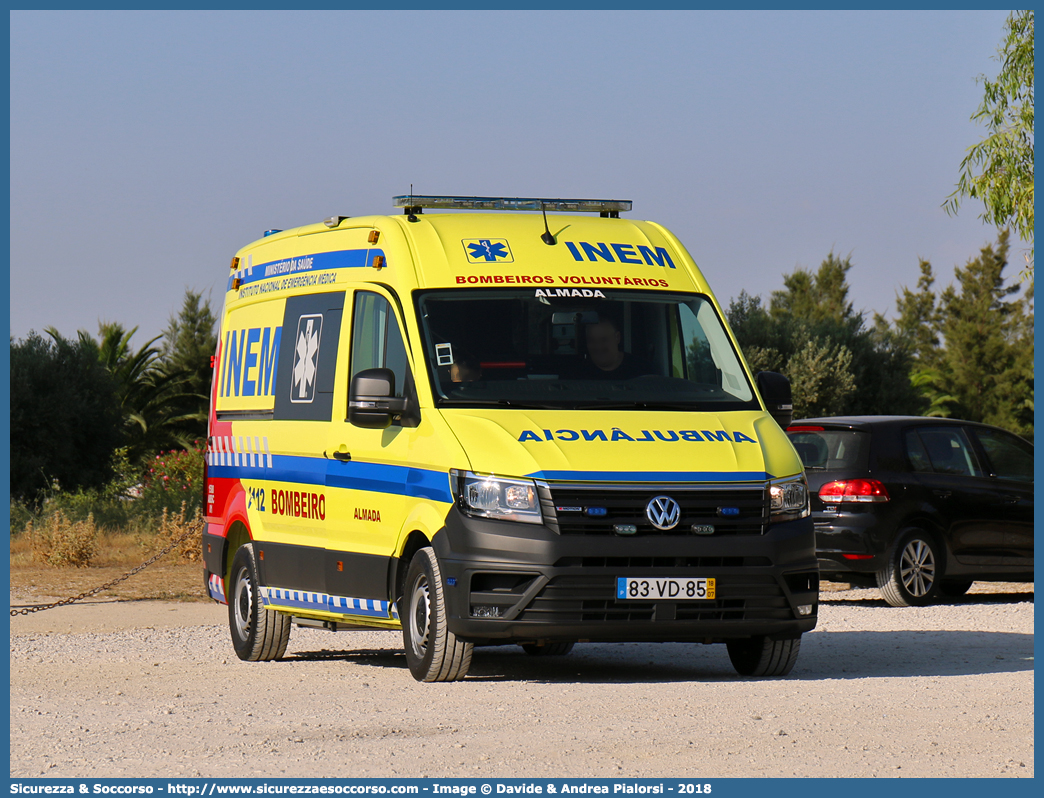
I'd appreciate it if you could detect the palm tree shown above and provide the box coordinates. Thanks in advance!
[47,323,205,463]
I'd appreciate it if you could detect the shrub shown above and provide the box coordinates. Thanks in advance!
[10,500,33,537]
[135,443,205,520]
[25,510,98,567]
[37,487,130,531]
[156,502,204,563]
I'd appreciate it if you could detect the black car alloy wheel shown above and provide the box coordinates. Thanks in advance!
[877,529,940,607]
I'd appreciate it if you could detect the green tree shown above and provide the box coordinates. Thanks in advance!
[71,322,201,463]
[931,233,1033,435]
[158,289,218,440]
[10,331,124,505]
[160,289,218,399]
[97,321,203,461]
[770,252,856,325]
[786,331,857,418]
[729,254,924,419]
[945,10,1034,277]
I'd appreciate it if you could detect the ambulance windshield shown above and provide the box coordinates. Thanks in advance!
[416,289,758,411]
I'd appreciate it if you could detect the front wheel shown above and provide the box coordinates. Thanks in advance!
[401,548,473,682]
[877,529,940,607]
[726,636,801,677]
[228,543,291,661]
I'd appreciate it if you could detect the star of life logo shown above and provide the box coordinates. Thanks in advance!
[291,314,323,403]
[462,238,513,263]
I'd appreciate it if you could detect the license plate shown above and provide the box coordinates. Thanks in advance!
[617,577,716,601]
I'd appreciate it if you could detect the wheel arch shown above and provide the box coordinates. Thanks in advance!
[391,530,433,607]
[223,519,252,601]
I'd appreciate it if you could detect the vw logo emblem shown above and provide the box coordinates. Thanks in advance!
[645,495,681,530]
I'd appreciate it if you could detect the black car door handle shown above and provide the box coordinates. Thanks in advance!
[329,450,351,462]
[932,489,952,499]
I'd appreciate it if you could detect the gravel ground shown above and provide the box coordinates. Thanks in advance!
[9,584,1033,779]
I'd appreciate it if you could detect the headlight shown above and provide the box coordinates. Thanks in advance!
[769,476,809,520]
[450,470,544,524]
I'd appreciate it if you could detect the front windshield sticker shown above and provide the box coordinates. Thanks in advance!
[516,428,759,443]
[435,342,454,366]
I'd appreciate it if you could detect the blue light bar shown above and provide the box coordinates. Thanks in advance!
[392,195,632,213]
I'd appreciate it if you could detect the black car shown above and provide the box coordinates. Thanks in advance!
[786,416,1033,606]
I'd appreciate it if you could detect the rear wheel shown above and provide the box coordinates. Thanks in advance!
[877,529,940,607]
[401,548,473,682]
[521,642,575,657]
[228,543,291,661]
[726,636,801,677]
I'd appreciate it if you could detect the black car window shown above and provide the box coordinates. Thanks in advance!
[908,427,983,477]
[970,427,1034,482]
[904,431,932,473]
[787,430,869,471]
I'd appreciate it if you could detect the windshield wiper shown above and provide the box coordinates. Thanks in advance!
[573,401,702,411]
[436,397,567,410]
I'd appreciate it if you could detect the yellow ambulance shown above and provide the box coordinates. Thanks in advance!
[203,196,817,681]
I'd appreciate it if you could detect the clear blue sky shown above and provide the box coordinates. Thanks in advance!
[9,9,1018,345]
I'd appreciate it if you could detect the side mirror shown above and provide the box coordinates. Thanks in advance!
[756,371,793,429]
[348,368,407,429]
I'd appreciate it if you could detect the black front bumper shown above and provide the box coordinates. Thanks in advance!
[433,508,819,645]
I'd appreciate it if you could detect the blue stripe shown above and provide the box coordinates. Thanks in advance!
[228,248,384,291]
[527,470,772,483]
[209,454,453,503]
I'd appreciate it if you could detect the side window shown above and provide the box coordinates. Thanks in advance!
[909,427,983,477]
[970,428,1034,482]
[904,430,933,473]
[351,291,410,400]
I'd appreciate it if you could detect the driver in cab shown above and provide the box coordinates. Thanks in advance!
[582,316,653,380]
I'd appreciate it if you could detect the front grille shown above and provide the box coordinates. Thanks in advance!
[547,483,768,536]
[554,556,772,569]
[515,573,790,624]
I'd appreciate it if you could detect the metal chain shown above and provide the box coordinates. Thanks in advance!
[10,520,205,617]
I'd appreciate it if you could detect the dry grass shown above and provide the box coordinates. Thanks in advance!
[24,511,98,568]
[10,513,209,605]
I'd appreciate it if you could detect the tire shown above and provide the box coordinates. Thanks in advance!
[939,579,974,598]
[401,548,473,682]
[876,529,940,607]
[228,543,291,662]
[521,642,575,657]
[726,636,801,677]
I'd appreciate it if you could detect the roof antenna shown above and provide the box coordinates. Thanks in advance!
[406,183,419,223]
[540,202,556,245]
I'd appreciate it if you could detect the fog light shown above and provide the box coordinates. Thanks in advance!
[797,604,813,616]
[471,605,504,618]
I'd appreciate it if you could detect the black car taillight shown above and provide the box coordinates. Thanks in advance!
[818,479,890,503]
